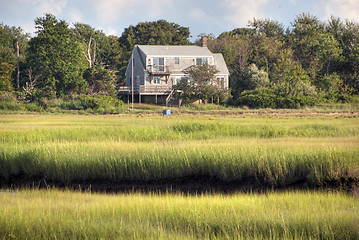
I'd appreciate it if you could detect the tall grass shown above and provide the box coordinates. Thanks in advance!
[1,115,358,143]
[0,139,358,185]
[0,189,358,239]
[0,114,358,188]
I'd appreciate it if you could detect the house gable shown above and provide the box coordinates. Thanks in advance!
[124,44,230,100]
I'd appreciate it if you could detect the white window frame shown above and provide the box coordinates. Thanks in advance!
[217,77,225,88]
[153,57,165,72]
[196,58,208,65]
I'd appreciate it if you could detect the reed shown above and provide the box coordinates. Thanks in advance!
[0,189,357,239]
[0,114,358,188]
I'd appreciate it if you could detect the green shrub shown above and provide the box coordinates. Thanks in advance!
[77,95,125,110]
[48,95,126,113]
[236,88,277,108]
[236,88,317,109]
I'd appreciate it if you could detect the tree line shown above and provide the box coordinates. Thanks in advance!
[208,14,359,107]
[0,13,358,108]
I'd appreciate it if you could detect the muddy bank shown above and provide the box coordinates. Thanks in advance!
[1,174,358,195]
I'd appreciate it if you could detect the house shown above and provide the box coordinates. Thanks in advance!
[120,37,229,105]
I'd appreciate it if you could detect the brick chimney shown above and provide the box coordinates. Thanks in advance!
[201,36,207,48]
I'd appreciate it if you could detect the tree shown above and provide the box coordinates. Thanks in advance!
[72,23,124,89]
[119,20,190,51]
[328,19,359,92]
[308,32,343,75]
[27,14,88,99]
[83,66,116,97]
[245,64,270,89]
[0,23,29,91]
[272,49,316,97]
[176,63,227,104]
[248,18,285,40]
[0,61,14,91]
[290,13,324,70]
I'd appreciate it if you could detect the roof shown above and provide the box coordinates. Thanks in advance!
[137,45,213,57]
[213,53,229,75]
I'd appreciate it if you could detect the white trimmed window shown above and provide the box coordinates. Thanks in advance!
[217,77,225,88]
[196,58,208,65]
[175,57,180,64]
[153,58,165,72]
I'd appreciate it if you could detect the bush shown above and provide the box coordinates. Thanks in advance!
[58,95,126,113]
[0,91,44,112]
[236,88,317,109]
[0,91,126,114]
[236,88,277,108]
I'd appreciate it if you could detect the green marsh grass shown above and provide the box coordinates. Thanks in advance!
[0,189,358,239]
[0,114,358,188]
[1,114,359,239]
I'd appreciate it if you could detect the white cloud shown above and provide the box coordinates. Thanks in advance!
[68,7,83,24]
[105,26,118,36]
[30,0,68,16]
[144,0,174,19]
[324,0,359,22]
[188,8,217,24]
[93,0,174,24]
[221,0,269,27]
[93,0,127,23]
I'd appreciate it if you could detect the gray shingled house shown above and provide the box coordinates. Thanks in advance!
[121,38,229,105]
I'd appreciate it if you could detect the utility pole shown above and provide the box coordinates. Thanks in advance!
[16,36,20,90]
[131,52,134,110]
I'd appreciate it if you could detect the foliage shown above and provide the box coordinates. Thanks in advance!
[0,22,29,91]
[26,14,88,99]
[272,48,317,97]
[119,20,190,52]
[49,95,126,114]
[0,62,14,91]
[174,63,229,104]
[235,63,269,92]
[0,91,125,114]
[208,14,359,107]
[83,66,117,96]
[1,13,359,107]
[237,88,317,108]
[72,23,123,83]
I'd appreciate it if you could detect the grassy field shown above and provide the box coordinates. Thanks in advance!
[0,114,358,190]
[0,189,358,239]
[0,113,358,239]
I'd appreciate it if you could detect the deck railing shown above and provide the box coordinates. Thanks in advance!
[119,85,173,94]
[147,65,170,75]
[139,85,172,93]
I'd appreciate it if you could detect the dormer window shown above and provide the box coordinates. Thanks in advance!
[196,58,208,65]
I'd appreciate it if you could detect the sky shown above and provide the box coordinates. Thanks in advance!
[1,0,359,41]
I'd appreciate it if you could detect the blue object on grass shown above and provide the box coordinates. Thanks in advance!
[163,110,171,118]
